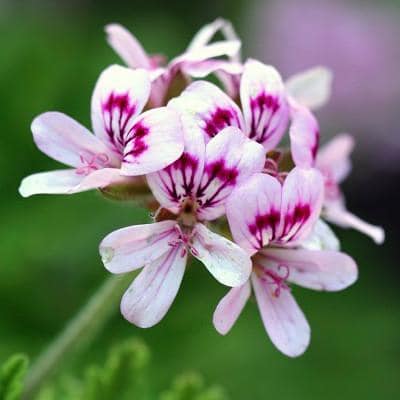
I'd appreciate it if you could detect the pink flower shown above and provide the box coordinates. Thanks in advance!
[213,168,358,357]
[99,127,266,328]
[169,59,330,166]
[105,18,242,107]
[316,133,385,244]
[19,65,184,197]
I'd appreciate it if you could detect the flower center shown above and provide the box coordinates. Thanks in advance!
[256,263,290,297]
[177,198,200,227]
[263,155,288,184]
[168,224,199,258]
[75,153,110,176]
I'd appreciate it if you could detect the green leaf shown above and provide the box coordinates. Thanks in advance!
[160,372,228,400]
[79,338,150,400]
[0,354,29,400]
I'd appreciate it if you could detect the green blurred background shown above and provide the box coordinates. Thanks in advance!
[0,0,399,399]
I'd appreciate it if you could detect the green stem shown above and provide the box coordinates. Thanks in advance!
[22,273,133,399]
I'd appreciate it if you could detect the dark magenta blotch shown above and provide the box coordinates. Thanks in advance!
[125,122,150,158]
[248,209,280,246]
[204,107,239,138]
[102,91,137,150]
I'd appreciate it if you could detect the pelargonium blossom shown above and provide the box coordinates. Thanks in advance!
[99,126,265,328]
[316,133,385,244]
[19,65,184,197]
[169,59,331,168]
[105,18,242,107]
[213,168,358,357]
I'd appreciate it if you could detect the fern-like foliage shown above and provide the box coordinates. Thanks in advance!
[0,354,29,400]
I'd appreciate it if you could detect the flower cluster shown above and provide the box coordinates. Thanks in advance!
[20,19,384,357]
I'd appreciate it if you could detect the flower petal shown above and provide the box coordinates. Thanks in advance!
[300,219,340,251]
[187,18,239,51]
[213,281,251,335]
[19,169,85,197]
[120,107,184,176]
[192,223,252,287]
[286,67,333,110]
[91,65,151,155]
[251,272,310,357]
[226,173,282,255]
[19,168,130,197]
[105,24,151,69]
[146,116,206,212]
[240,59,289,151]
[257,247,358,292]
[289,103,320,168]
[99,220,178,274]
[169,80,244,142]
[182,60,242,79]
[324,202,385,245]
[172,40,241,66]
[278,167,324,243]
[316,133,355,184]
[31,112,115,168]
[196,127,265,220]
[120,245,187,328]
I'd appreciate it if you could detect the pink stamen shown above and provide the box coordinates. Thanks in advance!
[75,153,110,176]
[168,224,199,258]
[259,264,290,297]
[263,158,287,184]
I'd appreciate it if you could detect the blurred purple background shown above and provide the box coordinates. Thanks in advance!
[247,0,400,174]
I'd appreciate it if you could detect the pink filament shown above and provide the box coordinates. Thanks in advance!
[168,225,199,258]
[263,158,287,184]
[259,264,290,297]
[75,153,110,176]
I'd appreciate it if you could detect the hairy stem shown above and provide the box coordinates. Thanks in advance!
[22,273,133,399]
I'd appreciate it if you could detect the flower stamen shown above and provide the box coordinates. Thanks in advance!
[168,224,199,258]
[76,153,110,176]
[258,264,290,297]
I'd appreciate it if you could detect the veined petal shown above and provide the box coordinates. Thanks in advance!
[31,112,116,168]
[213,282,251,335]
[196,127,265,220]
[105,24,151,69]
[257,247,358,292]
[146,123,206,212]
[316,133,355,184]
[324,202,385,245]
[91,65,151,155]
[19,169,85,197]
[251,272,310,357]
[121,245,186,328]
[226,173,282,255]
[286,67,333,110]
[192,223,252,287]
[120,107,184,176]
[278,167,324,243]
[240,59,289,151]
[169,80,244,142]
[289,103,320,168]
[99,220,178,274]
